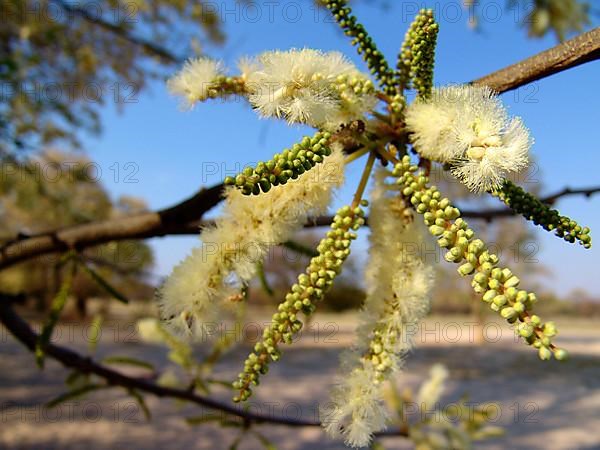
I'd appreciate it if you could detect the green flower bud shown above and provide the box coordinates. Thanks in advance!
[488,279,501,290]
[429,225,445,236]
[543,321,557,337]
[482,290,497,303]
[554,348,568,361]
[513,301,526,314]
[518,323,534,338]
[504,275,520,288]
[505,287,518,301]
[474,272,488,285]
[438,238,451,248]
[538,346,552,361]
[458,262,475,276]
[491,268,503,280]
[528,293,538,304]
[500,307,517,320]
[493,295,507,308]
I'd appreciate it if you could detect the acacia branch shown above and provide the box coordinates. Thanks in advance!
[1,31,599,269]
[0,300,406,436]
[2,183,597,268]
[472,27,600,93]
[0,184,224,270]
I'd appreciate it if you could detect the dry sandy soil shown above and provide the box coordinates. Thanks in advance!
[1,313,599,450]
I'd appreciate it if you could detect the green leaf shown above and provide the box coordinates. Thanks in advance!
[127,388,151,421]
[206,378,235,390]
[46,384,105,408]
[35,264,74,368]
[229,433,244,450]
[253,431,277,450]
[64,370,89,389]
[79,260,129,303]
[87,314,103,353]
[256,261,274,297]
[102,356,154,371]
[185,414,224,426]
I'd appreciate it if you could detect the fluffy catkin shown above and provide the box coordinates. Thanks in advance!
[159,144,346,337]
[322,169,433,447]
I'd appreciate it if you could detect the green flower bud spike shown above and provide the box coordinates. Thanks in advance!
[232,204,365,402]
[393,155,567,361]
[492,180,591,249]
[224,131,333,195]
[323,0,397,95]
[397,9,439,99]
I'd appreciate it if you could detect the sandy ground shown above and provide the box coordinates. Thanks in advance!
[1,313,600,450]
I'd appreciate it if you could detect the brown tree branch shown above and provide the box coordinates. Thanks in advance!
[472,27,600,93]
[2,183,597,269]
[1,31,599,269]
[0,300,406,436]
[0,184,224,270]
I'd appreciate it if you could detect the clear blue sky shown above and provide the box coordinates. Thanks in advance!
[79,0,599,297]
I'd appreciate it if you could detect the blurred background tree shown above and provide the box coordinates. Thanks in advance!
[0,150,154,313]
[465,0,593,40]
[0,0,224,154]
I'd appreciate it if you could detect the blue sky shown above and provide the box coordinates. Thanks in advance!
[79,0,599,296]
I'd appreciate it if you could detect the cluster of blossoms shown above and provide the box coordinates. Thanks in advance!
[393,155,567,360]
[159,142,345,336]
[224,131,334,195]
[397,9,439,98]
[168,49,378,130]
[493,180,592,248]
[322,169,433,447]
[241,49,377,129]
[161,3,590,448]
[233,204,365,401]
[167,58,246,108]
[405,85,532,192]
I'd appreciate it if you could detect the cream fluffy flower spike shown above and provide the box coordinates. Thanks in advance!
[405,85,532,192]
[416,363,449,412]
[241,49,377,129]
[167,58,224,108]
[322,169,433,448]
[159,144,346,336]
